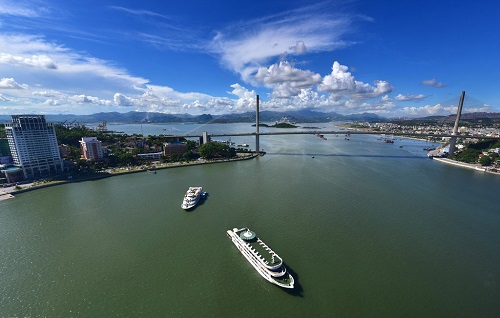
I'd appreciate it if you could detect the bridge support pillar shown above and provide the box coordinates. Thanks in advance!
[255,95,260,155]
[448,91,465,158]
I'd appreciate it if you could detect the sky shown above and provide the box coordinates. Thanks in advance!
[0,0,499,118]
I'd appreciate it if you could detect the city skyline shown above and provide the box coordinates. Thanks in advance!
[0,0,499,117]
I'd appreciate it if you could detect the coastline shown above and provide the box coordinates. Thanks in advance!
[0,153,259,201]
[432,157,499,175]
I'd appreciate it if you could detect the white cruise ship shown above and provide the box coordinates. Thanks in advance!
[181,187,203,210]
[227,227,294,288]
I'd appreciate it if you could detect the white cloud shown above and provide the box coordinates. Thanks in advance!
[229,83,255,99]
[0,34,149,97]
[395,93,426,101]
[212,5,358,81]
[0,77,28,89]
[255,61,322,98]
[0,53,57,69]
[70,94,111,106]
[0,1,48,17]
[114,93,134,107]
[44,99,60,106]
[32,90,65,98]
[290,41,307,55]
[318,61,394,99]
[108,6,168,19]
[400,104,452,116]
[422,79,446,88]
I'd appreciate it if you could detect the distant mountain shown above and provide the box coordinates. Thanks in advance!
[0,110,386,124]
[1,111,499,125]
[394,112,500,124]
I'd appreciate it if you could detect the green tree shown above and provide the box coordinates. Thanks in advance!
[455,148,481,163]
[479,155,493,166]
[198,142,235,159]
[117,153,137,166]
[198,142,218,159]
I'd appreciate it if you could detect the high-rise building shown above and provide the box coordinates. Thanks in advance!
[5,115,63,179]
[79,137,104,161]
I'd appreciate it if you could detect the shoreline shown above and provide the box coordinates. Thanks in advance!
[432,157,499,175]
[1,153,259,201]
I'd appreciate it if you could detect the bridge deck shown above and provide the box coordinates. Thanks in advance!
[166,130,500,140]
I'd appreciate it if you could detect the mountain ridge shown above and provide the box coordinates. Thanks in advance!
[1,111,499,124]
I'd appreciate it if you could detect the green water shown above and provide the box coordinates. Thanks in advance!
[1,125,499,317]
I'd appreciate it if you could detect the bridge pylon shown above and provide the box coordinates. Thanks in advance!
[255,95,260,155]
[448,91,465,158]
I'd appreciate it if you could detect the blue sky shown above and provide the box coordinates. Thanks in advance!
[0,0,499,117]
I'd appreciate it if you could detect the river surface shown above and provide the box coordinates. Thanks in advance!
[1,123,499,317]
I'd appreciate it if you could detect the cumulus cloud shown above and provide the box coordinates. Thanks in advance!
[395,93,426,101]
[108,84,260,114]
[400,104,453,116]
[0,77,28,89]
[0,53,57,69]
[318,61,394,99]
[70,94,111,106]
[114,93,134,107]
[422,79,446,88]
[44,99,60,106]
[255,61,322,98]
[229,83,255,99]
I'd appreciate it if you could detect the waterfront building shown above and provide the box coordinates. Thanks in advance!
[163,142,188,157]
[5,115,63,179]
[79,137,104,161]
[137,152,162,160]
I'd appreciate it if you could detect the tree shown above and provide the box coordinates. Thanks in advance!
[198,142,218,159]
[117,153,137,166]
[479,155,492,166]
[455,148,481,163]
[198,142,235,159]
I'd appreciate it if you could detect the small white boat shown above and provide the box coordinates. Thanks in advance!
[181,187,203,210]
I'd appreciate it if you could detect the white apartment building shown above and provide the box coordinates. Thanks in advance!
[80,137,104,161]
[5,115,63,179]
